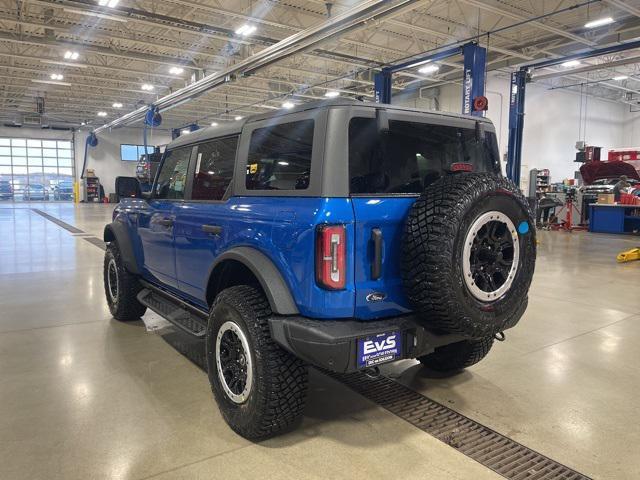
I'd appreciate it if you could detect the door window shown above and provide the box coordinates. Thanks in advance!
[191,136,238,200]
[154,147,191,199]
[246,119,314,191]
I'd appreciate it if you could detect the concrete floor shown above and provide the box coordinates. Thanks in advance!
[1,203,639,480]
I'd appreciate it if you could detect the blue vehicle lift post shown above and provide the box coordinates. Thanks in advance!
[506,38,640,183]
[374,42,487,118]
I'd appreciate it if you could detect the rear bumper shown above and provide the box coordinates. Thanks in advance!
[269,315,466,373]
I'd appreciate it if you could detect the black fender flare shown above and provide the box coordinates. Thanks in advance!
[211,247,299,315]
[103,221,140,275]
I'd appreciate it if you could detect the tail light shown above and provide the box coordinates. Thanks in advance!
[316,225,346,290]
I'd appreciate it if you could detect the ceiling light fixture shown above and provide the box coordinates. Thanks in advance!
[98,0,120,7]
[234,116,243,121]
[562,60,581,68]
[613,75,629,81]
[64,51,79,60]
[418,64,440,75]
[169,67,184,75]
[324,90,340,98]
[210,122,218,127]
[141,84,154,91]
[585,17,614,29]
[112,102,123,108]
[282,101,295,109]
[235,24,257,36]
[50,73,64,80]
[97,111,108,117]
[181,129,191,135]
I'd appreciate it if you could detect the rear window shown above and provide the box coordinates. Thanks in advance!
[349,118,500,195]
[246,119,313,190]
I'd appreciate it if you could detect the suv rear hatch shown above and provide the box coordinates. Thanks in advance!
[348,114,501,320]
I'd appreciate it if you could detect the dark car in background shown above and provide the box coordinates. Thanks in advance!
[23,184,49,201]
[53,180,74,201]
[0,180,13,200]
[136,151,163,190]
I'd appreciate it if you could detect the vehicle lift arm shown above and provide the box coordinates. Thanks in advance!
[374,42,488,118]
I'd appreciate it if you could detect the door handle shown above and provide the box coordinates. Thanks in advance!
[371,228,383,280]
[157,218,173,227]
[202,224,223,235]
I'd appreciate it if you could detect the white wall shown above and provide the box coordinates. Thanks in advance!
[76,128,172,196]
[396,73,627,184]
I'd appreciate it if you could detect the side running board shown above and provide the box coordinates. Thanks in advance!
[137,283,208,338]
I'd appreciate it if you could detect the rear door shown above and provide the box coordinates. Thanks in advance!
[348,111,501,320]
[138,145,192,288]
[173,135,238,302]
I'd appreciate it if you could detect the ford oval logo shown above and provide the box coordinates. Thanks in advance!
[366,292,386,303]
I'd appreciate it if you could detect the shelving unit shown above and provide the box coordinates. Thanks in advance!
[83,176,101,203]
[535,169,551,194]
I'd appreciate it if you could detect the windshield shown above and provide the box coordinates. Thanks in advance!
[349,117,500,195]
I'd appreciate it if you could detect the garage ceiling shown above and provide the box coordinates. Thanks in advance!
[1,0,640,130]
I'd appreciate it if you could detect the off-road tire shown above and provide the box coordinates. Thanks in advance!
[103,243,147,321]
[402,173,536,338]
[418,336,494,373]
[206,285,308,440]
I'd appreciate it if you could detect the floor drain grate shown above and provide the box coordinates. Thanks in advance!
[331,371,592,480]
[83,236,107,250]
[31,209,84,234]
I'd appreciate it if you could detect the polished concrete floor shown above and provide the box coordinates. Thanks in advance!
[1,203,639,480]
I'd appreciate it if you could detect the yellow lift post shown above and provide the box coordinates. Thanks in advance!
[617,247,640,263]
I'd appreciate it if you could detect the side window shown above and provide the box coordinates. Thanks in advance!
[154,147,191,199]
[191,136,238,201]
[246,119,314,190]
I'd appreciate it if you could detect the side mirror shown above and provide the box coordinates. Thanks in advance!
[115,176,143,199]
[141,191,152,200]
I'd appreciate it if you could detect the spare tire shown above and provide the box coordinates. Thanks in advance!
[402,173,536,338]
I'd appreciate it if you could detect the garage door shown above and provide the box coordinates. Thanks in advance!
[0,137,74,202]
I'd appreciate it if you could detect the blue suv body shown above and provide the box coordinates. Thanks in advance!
[103,99,535,439]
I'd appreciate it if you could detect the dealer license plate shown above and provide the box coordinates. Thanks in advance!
[357,331,402,368]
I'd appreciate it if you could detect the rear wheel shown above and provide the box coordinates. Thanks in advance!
[206,285,308,440]
[103,243,146,321]
[418,337,494,373]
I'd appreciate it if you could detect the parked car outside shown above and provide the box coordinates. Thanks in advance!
[0,179,13,200]
[53,180,74,201]
[23,184,49,201]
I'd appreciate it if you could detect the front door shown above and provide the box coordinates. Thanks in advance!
[138,145,192,288]
[173,136,238,303]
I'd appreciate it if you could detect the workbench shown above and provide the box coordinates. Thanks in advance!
[589,204,640,234]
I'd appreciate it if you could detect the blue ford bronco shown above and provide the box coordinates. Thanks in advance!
[103,100,536,439]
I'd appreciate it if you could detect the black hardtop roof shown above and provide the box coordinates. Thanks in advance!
[168,98,492,150]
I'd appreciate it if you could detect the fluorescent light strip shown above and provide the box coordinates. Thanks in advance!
[31,79,72,86]
[585,17,614,29]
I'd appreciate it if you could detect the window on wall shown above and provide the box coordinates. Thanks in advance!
[0,137,74,202]
[121,144,155,161]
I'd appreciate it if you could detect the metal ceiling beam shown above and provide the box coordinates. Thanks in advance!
[604,0,640,19]
[94,0,419,133]
[533,53,640,81]
[457,0,598,47]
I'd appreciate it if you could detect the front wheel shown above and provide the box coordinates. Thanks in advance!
[418,337,494,374]
[206,285,308,440]
[103,243,146,321]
